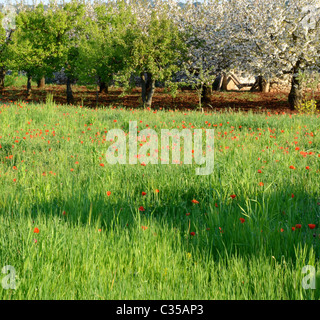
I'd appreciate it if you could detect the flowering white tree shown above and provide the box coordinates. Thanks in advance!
[229,0,320,109]
[0,3,16,92]
[4,0,320,110]
[175,0,237,106]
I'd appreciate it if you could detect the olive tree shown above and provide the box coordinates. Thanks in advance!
[128,0,187,108]
[75,0,137,104]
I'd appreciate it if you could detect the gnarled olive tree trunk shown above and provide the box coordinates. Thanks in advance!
[201,83,212,106]
[288,62,303,110]
[251,76,270,93]
[140,72,155,108]
[221,72,228,91]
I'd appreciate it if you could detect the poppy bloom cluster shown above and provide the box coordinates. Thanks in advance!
[290,224,316,231]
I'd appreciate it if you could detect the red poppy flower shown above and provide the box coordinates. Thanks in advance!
[155,189,159,193]
[239,218,245,223]
[186,213,190,216]
[230,194,236,199]
[191,199,199,204]
[139,206,145,212]
[106,191,111,196]
[295,224,301,229]
[190,232,195,236]
[289,165,295,170]
[308,224,316,230]
[34,227,39,233]
[141,192,147,196]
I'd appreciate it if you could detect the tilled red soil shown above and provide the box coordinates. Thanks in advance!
[1,85,319,113]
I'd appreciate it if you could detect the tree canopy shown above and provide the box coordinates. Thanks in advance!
[0,0,319,108]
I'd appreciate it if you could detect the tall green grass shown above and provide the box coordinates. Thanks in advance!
[0,101,320,299]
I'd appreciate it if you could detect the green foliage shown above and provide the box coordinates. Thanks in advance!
[297,70,320,99]
[296,99,318,114]
[9,1,87,83]
[296,71,319,114]
[130,10,187,83]
[4,73,36,87]
[76,1,137,87]
[45,92,54,105]
[9,3,55,80]
[164,80,180,99]
[0,13,7,65]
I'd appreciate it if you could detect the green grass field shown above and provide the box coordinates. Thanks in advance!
[0,100,320,299]
[4,74,37,88]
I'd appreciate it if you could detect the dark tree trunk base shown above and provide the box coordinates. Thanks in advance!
[141,72,155,108]
[99,82,108,94]
[201,83,212,106]
[66,77,74,105]
[26,74,32,99]
[0,68,5,94]
[288,64,302,110]
[288,89,303,110]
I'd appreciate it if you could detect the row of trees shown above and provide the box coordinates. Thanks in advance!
[0,0,319,109]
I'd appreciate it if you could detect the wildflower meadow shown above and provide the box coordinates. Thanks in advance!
[0,100,320,299]
[0,0,320,303]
